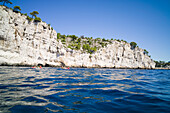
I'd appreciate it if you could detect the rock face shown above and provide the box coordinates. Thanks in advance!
[0,6,155,68]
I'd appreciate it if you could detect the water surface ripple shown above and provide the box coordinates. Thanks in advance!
[0,67,170,113]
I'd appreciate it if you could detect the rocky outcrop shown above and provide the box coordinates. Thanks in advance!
[0,6,155,68]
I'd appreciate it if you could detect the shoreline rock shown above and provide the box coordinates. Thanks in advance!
[1,65,168,70]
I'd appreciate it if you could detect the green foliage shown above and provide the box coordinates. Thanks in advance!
[130,42,137,49]
[68,45,72,49]
[56,33,129,54]
[0,0,12,6]
[96,38,101,40]
[30,11,39,18]
[61,38,66,42]
[61,35,66,39]
[80,35,85,39]
[87,40,92,45]
[155,61,170,67]
[82,44,97,54]
[99,42,105,47]
[90,46,97,52]
[24,13,27,16]
[83,44,90,51]
[102,38,107,41]
[70,35,78,41]
[13,6,21,12]
[57,33,61,39]
[109,40,112,44]
[121,39,127,43]
[117,39,121,42]
[34,17,41,22]
[76,44,81,50]
[77,38,81,43]
[67,43,81,50]
[144,49,149,55]
[26,16,33,22]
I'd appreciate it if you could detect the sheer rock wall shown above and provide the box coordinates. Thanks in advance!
[0,6,155,68]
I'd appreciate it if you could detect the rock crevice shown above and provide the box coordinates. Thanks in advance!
[0,6,155,68]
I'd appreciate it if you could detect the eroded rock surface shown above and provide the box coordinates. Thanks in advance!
[0,6,155,68]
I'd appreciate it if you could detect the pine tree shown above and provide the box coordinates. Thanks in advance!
[0,0,12,6]
[13,6,21,12]
[30,11,39,18]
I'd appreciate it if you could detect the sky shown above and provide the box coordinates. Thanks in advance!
[1,0,170,61]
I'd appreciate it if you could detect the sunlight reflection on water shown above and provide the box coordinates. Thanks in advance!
[0,67,170,113]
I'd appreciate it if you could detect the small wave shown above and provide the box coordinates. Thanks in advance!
[0,67,170,113]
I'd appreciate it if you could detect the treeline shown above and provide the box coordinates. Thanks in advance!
[154,61,170,67]
[57,33,150,56]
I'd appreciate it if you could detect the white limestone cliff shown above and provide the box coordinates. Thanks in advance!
[0,6,155,68]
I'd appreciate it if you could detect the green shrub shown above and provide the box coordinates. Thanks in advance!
[90,46,97,52]
[76,44,81,50]
[82,44,90,50]
[144,49,149,55]
[130,42,137,49]
[34,17,41,22]
[80,35,85,39]
[154,61,170,67]
[24,13,27,16]
[88,40,92,45]
[13,6,21,13]
[109,40,112,44]
[68,45,74,49]
[82,44,86,50]
[121,39,127,43]
[61,35,66,39]
[61,39,66,42]
[96,38,101,40]
[26,16,33,22]
[1,0,12,6]
[99,42,105,47]
[117,39,120,42]
[57,33,61,39]
[102,38,107,41]
[70,35,78,41]
[77,38,81,43]
[30,11,39,18]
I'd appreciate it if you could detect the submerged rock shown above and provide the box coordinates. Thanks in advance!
[0,6,155,68]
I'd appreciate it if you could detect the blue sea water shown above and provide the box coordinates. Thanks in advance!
[0,66,170,113]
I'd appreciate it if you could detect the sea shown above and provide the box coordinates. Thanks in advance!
[0,66,170,113]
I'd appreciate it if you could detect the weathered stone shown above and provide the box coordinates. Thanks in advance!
[0,6,155,68]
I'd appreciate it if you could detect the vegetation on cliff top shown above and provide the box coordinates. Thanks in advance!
[0,2,151,57]
[0,0,12,6]
[57,33,114,54]
[154,61,170,68]
[57,33,151,56]
[13,6,21,13]
[0,1,42,23]
[30,11,39,18]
